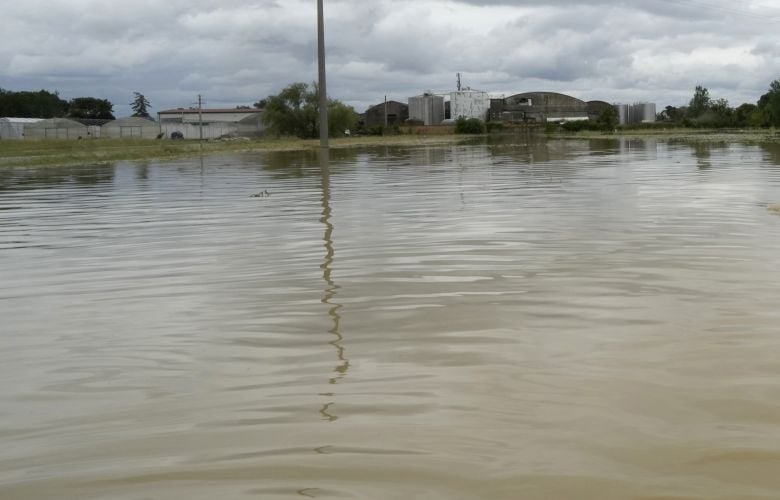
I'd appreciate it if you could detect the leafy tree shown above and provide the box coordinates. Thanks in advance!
[659,105,686,123]
[688,85,711,117]
[734,103,757,127]
[0,88,68,118]
[454,116,485,134]
[595,106,618,131]
[261,82,357,138]
[757,79,780,127]
[67,97,115,119]
[253,98,267,109]
[131,92,151,118]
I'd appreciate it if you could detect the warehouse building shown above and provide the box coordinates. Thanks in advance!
[0,118,41,139]
[157,108,265,139]
[491,92,589,123]
[362,101,409,128]
[408,93,445,126]
[24,118,88,139]
[102,117,161,138]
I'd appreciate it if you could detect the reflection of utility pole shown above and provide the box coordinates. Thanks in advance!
[318,149,348,421]
[317,0,329,149]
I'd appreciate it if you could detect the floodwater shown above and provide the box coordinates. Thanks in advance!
[2,137,780,499]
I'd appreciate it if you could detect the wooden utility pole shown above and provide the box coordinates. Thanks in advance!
[317,0,329,149]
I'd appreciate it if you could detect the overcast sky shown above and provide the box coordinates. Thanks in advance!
[2,0,780,117]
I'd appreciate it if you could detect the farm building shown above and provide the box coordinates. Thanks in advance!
[102,117,160,138]
[362,101,409,128]
[157,108,264,139]
[0,118,42,139]
[450,90,490,121]
[24,118,88,139]
[491,92,589,123]
[408,93,445,125]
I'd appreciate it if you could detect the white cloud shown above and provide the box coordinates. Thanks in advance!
[1,0,779,116]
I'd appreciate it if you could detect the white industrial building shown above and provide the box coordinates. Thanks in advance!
[157,108,265,139]
[616,103,657,125]
[408,93,445,126]
[450,90,490,121]
[24,118,88,139]
[102,117,161,139]
[0,118,42,139]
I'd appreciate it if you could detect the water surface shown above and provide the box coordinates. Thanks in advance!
[2,138,780,499]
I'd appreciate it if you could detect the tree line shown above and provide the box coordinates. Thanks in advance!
[0,89,152,120]
[659,79,780,128]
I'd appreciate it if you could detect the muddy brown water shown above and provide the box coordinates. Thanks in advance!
[2,138,780,499]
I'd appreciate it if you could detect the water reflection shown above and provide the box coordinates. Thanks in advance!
[0,163,116,191]
[318,148,348,422]
[3,141,780,499]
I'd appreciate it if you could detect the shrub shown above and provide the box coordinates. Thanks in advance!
[454,116,485,134]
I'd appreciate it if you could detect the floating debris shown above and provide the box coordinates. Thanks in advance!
[768,203,780,213]
[250,190,270,198]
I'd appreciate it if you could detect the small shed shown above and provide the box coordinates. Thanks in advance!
[25,118,88,139]
[102,117,161,138]
[0,118,42,139]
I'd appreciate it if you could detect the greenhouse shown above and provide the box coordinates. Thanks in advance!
[24,118,88,139]
[0,118,42,139]
[102,117,161,139]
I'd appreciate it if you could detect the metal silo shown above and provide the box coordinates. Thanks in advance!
[408,93,445,125]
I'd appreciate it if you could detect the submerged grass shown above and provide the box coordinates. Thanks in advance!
[0,135,464,168]
[3,129,780,168]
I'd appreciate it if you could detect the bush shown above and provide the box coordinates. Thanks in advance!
[454,116,485,134]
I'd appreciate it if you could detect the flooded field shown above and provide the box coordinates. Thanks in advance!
[2,137,780,499]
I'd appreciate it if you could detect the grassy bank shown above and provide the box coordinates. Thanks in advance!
[0,135,465,168]
[4,128,780,167]
[553,127,780,143]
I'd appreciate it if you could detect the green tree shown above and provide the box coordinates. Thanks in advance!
[734,103,757,127]
[261,82,357,138]
[131,92,151,118]
[688,85,711,117]
[67,97,115,119]
[758,79,780,127]
[595,105,618,131]
[0,88,68,118]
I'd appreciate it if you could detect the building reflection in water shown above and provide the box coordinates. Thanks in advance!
[318,148,349,422]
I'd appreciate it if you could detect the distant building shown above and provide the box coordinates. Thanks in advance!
[24,118,88,139]
[616,103,657,125]
[0,118,42,139]
[408,93,445,125]
[362,101,409,128]
[157,108,265,139]
[491,92,589,123]
[102,116,161,139]
[450,90,490,121]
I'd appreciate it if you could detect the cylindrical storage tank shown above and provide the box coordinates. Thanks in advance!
[616,104,630,125]
[408,94,445,125]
